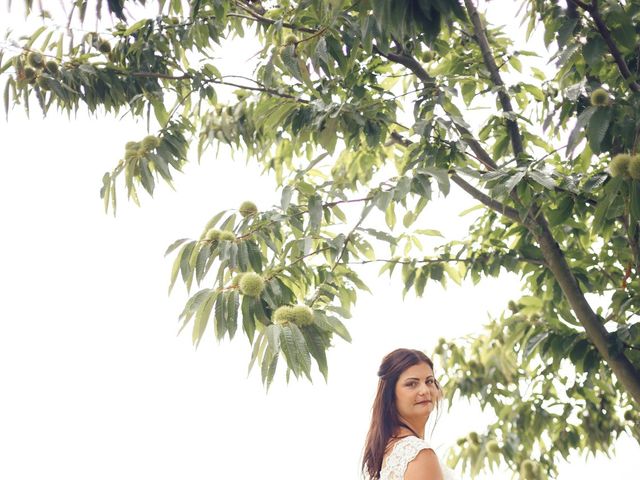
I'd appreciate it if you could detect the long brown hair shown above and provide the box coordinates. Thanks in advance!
[361,348,440,479]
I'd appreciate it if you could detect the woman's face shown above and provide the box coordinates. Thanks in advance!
[394,362,439,424]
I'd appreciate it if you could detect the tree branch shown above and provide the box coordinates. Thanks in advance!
[567,0,590,9]
[123,70,308,103]
[454,124,499,171]
[234,195,373,242]
[566,0,640,92]
[533,212,640,404]
[450,172,522,223]
[231,0,318,34]
[623,342,640,352]
[463,0,524,156]
[348,254,545,267]
[373,46,434,84]
[309,202,372,307]
[372,46,499,173]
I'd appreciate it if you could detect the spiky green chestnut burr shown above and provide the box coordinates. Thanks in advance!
[519,460,537,480]
[590,88,610,106]
[292,305,314,326]
[98,40,111,54]
[125,141,140,151]
[628,156,640,180]
[27,52,44,69]
[486,440,501,454]
[231,273,244,287]
[204,228,221,241]
[609,153,632,177]
[124,149,138,162]
[239,201,258,218]
[421,50,434,62]
[284,34,298,45]
[23,67,37,81]
[239,272,264,297]
[141,135,160,151]
[44,60,59,75]
[273,306,296,325]
[218,230,236,242]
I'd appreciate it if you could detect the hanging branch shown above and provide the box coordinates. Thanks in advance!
[567,0,640,92]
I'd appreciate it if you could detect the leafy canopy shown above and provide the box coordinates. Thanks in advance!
[2,0,640,478]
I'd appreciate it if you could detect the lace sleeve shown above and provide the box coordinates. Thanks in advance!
[379,437,459,480]
[380,437,434,480]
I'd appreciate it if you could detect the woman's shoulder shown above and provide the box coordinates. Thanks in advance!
[381,436,434,478]
[383,436,458,480]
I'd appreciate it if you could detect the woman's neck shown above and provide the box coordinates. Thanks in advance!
[396,418,425,439]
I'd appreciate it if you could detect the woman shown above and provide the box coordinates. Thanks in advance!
[362,348,456,480]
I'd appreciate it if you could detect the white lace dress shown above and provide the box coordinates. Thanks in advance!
[379,436,458,480]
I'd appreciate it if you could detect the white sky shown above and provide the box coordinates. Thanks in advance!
[0,2,636,479]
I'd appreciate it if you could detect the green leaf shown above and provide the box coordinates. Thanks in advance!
[241,295,256,343]
[214,292,227,340]
[279,323,311,379]
[592,176,623,234]
[524,331,549,358]
[586,107,612,154]
[630,180,640,226]
[419,167,450,196]
[528,170,556,189]
[280,44,303,82]
[317,116,338,154]
[321,314,352,342]
[193,290,217,346]
[169,241,195,294]
[583,36,606,67]
[225,291,239,339]
[308,195,322,233]
[609,11,637,52]
[566,106,596,157]
[301,325,329,381]
[246,240,263,273]
[502,170,526,195]
[152,99,169,126]
[547,197,574,226]
[569,339,590,365]
[266,324,281,352]
[415,229,444,237]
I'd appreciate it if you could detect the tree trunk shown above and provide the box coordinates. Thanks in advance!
[534,216,640,404]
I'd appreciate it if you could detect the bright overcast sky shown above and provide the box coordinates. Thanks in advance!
[0,2,636,479]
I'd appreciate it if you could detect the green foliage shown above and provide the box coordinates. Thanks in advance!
[3,0,640,477]
[437,310,634,478]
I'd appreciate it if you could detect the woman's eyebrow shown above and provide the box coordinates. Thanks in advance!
[404,375,435,381]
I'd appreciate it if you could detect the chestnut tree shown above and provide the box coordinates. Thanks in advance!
[2,0,640,478]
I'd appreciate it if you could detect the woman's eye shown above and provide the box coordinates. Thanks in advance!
[406,381,417,387]
[426,379,434,385]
